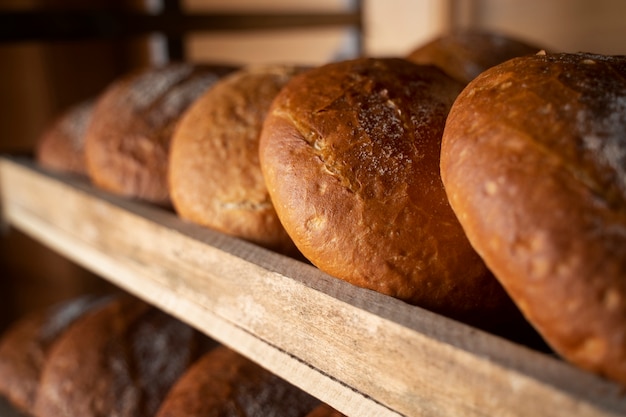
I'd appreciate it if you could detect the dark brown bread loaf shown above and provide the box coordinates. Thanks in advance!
[259,57,519,327]
[84,63,235,206]
[406,29,542,85]
[169,64,307,255]
[0,295,110,415]
[35,99,94,175]
[155,345,319,417]
[440,52,626,386]
[33,296,213,417]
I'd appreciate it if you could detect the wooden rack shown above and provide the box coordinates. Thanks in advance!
[2,156,626,417]
[0,2,363,61]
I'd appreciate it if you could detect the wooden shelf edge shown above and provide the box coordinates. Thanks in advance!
[1,156,625,417]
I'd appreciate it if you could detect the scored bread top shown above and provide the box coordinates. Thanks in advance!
[259,57,519,327]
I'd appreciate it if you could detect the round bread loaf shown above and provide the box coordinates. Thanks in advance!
[259,57,518,326]
[33,296,212,417]
[440,52,626,385]
[169,64,306,254]
[35,99,94,175]
[0,295,110,414]
[85,63,235,206]
[406,29,542,85]
[155,345,319,417]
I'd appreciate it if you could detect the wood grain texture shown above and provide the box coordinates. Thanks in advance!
[1,156,626,417]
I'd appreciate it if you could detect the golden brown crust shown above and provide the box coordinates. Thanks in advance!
[85,63,235,206]
[169,64,307,254]
[0,295,111,415]
[35,99,94,175]
[441,52,626,385]
[406,29,542,85]
[259,57,517,326]
[33,297,210,417]
[155,345,319,417]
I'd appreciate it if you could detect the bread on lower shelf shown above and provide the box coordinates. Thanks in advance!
[0,293,340,417]
[155,345,320,417]
[34,99,94,177]
[0,294,112,415]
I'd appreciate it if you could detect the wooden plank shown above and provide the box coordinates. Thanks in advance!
[1,156,626,417]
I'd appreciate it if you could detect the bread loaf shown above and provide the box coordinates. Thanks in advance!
[155,345,319,417]
[33,296,212,417]
[84,63,235,206]
[259,57,519,326]
[35,99,94,175]
[406,29,542,85]
[169,64,307,254]
[0,295,110,415]
[441,52,626,386]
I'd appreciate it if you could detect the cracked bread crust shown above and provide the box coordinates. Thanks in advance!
[259,57,518,326]
[441,52,626,385]
[169,65,306,255]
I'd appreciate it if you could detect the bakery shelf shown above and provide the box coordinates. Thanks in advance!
[1,155,625,417]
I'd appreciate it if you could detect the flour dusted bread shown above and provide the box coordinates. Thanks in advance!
[259,57,518,326]
[155,345,319,417]
[169,64,306,254]
[85,63,235,205]
[441,52,626,385]
[0,295,110,415]
[406,29,542,85]
[35,99,94,175]
[33,296,212,417]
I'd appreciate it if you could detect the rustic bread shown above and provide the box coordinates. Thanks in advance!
[84,63,235,206]
[406,29,542,85]
[169,64,306,255]
[155,345,319,417]
[440,52,626,385]
[33,296,212,417]
[35,99,94,175]
[259,57,519,327]
[0,295,110,415]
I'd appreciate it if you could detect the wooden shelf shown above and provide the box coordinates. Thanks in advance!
[1,156,625,417]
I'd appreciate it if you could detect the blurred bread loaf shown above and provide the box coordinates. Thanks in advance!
[155,345,319,417]
[0,295,110,415]
[406,29,543,84]
[33,296,212,417]
[35,99,94,175]
[84,63,235,206]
